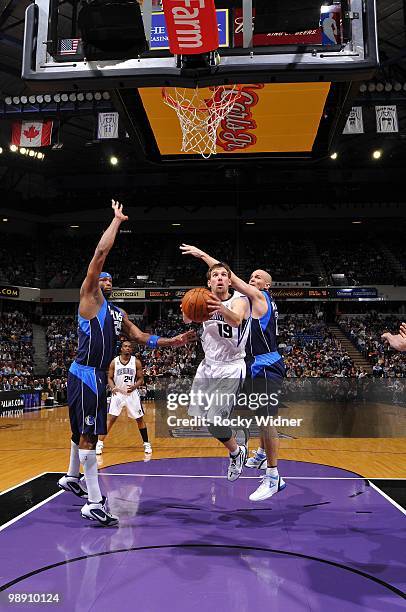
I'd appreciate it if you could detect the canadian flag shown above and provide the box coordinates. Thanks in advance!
[11,121,53,147]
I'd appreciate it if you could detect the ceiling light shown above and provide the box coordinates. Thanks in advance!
[2,218,8,222]
[20,147,27,155]
[44,94,52,103]
[246,222,255,225]
[61,93,69,102]
[36,95,44,103]
[330,152,338,160]
[372,150,382,160]
[70,225,79,228]
[10,144,18,152]
[110,156,118,165]
[53,94,61,103]
[352,221,362,224]
[171,223,181,226]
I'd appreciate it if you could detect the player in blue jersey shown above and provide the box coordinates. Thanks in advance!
[58,201,195,526]
[180,244,286,502]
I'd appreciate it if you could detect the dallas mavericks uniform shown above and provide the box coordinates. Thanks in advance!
[188,292,251,423]
[109,355,144,419]
[245,290,285,415]
[68,298,124,436]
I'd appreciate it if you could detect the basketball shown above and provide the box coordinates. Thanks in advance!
[181,287,212,323]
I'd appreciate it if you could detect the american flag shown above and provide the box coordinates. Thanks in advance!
[58,38,81,55]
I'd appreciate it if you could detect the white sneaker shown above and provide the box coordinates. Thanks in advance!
[81,495,119,527]
[96,441,104,455]
[227,445,248,482]
[249,474,286,502]
[245,449,267,470]
[58,474,88,499]
[143,442,152,454]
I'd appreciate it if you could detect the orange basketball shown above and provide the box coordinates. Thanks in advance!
[182,287,212,323]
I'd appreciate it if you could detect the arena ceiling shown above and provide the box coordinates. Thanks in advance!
[0,0,406,212]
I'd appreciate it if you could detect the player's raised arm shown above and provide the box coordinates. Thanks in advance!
[180,243,267,313]
[121,311,196,349]
[79,200,128,315]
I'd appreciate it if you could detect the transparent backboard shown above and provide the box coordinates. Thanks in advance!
[22,0,378,90]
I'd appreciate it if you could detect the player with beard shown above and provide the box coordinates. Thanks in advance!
[58,201,195,526]
[180,244,286,502]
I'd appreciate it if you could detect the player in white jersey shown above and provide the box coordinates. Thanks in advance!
[184,263,251,481]
[96,341,152,455]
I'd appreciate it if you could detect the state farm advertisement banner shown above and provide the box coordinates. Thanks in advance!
[162,0,219,54]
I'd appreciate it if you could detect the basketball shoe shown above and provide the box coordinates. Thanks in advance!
[58,474,88,499]
[249,474,286,502]
[245,448,267,470]
[227,445,248,481]
[96,441,104,455]
[81,496,119,527]
[143,442,152,454]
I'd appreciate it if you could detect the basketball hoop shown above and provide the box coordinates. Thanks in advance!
[162,84,243,159]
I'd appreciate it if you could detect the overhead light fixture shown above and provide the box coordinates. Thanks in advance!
[54,94,61,103]
[20,147,27,155]
[69,93,77,102]
[0,147,3,154]
[36,95,44,104]
[102,91,111,100]
[352,221,362,224]
[85,92,94,101]
[28,95,36,104]
[10,144,18,152]
[4,97,12,105]
[77,93,85,102]
[70,225,79,228]
[20,96,28,104]
[384,82,392,92]
[171,223,181,226]
[28,150,35,157]
[246,222,255,225]
[367,82,376,92]
[372,149,382,160]
[37,152,44,160]
[394,82,402,92]
[44,94,52,103]
[2,218,8,222]
[12,97,19,105]
[94,92,102,101]
[330,152,338,160]
[110,156,118,165]
[375,82,384,92]
[61,93,69,102]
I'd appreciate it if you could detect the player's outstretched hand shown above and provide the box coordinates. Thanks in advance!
[381,332,406,352]
[180,244,205,259]
[112,199,128,222]
[171,330,197,347]
[400,322,406,339]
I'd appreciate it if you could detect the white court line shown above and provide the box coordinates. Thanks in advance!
[96,473,405,480]
[369,481,406,516]
[0,472,47,496]
[0,490,64,533]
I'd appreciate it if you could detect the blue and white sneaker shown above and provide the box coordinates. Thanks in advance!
[58,474,88,499]
[249,475,286,502]
[81,496,119,527]
[245,449,267,470]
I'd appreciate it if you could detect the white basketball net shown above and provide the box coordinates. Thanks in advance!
[162,85,242,159]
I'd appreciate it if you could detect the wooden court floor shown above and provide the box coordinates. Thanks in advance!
[0,404,405,492]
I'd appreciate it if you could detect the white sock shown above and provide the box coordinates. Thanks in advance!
[230,446,240,458]
[266,466,279,478]
[257,447,266,456]
[79,449,102,503]
[67,441,80,478]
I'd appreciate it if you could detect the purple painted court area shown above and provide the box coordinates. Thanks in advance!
[0,458,405,611]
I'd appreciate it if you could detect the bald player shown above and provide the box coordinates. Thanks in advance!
[180,244,286,503]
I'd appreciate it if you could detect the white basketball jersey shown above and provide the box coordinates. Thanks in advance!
[114,355,136,388]
[201,292,251,363]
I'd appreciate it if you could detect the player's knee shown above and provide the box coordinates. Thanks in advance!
[79,433,98,449]
[208,424,232,443]
[71,433,80,446]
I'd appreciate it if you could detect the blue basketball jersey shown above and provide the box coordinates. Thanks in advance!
[75,299,124,371]
[246,291,284,378]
